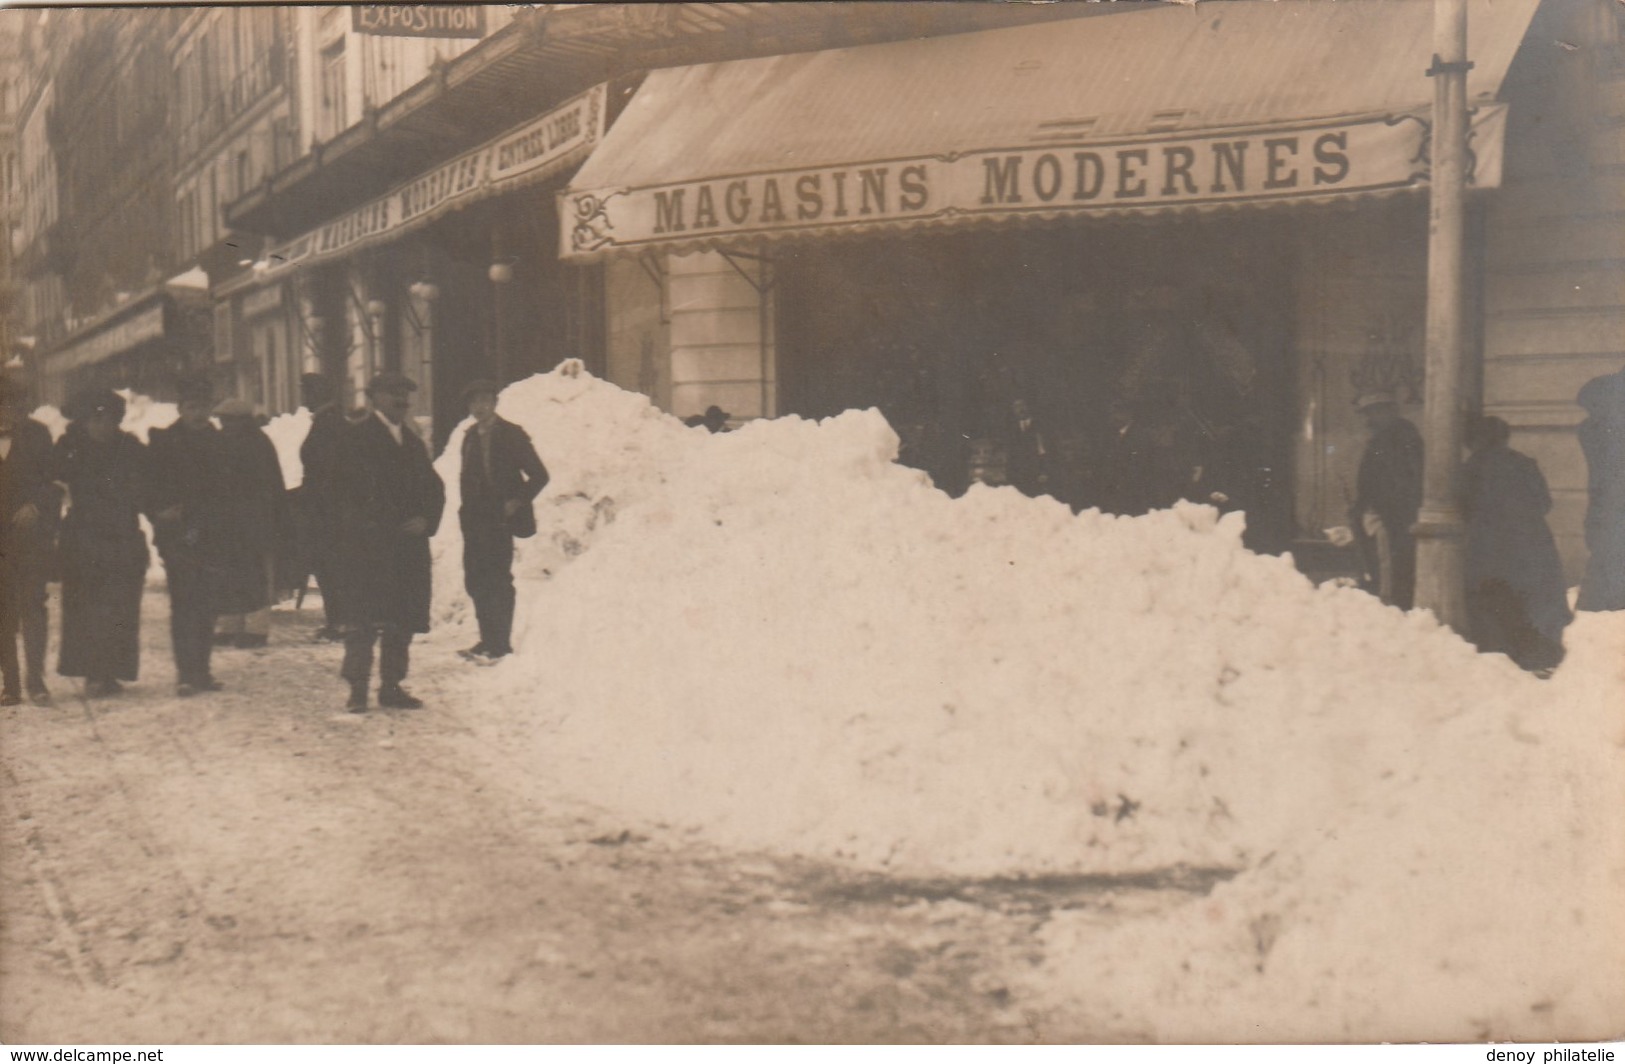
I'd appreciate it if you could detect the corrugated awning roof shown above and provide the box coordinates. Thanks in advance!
[559,0,1541,259]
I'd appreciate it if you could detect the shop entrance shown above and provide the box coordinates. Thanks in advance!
[775,213,1298,553]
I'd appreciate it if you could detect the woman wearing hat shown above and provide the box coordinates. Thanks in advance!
[53,389,150,697]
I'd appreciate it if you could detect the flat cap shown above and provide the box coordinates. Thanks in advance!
[366,371,418,396]
[462,378,500,402]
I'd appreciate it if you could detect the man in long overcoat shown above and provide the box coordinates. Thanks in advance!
[458,379,548,660]
[147,377,229,696]
[1462,415,1571,672]
[0,375,62,705]
[54,389,149,697]
[296,373,349,639]
[332,372,444,711]
[1575,368,1625,611]
[1348,392,1424,609]
[212,398,288,648]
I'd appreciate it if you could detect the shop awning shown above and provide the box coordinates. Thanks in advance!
[559,0,1540,260]
[43,293,171,375]
[257,83,607,281]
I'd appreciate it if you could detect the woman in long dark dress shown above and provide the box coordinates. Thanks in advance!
[54,389,150,697]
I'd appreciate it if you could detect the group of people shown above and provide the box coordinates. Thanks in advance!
[1337,370,1625,674]
[0,369,548,712]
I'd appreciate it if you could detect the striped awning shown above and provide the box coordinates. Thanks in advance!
[559,0,1540,260]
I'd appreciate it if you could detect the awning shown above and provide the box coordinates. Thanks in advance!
[43,293,171,375]
[559,0,1539,260]
[259,83,607,280]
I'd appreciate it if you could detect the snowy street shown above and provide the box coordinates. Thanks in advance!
[0,587,1206,1043]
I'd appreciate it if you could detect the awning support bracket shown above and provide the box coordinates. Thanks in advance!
[718,248,775,295]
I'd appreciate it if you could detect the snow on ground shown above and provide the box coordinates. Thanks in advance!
[264,408,312,489]
[426,364,1624,1040]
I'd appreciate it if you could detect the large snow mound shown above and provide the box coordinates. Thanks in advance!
[430,367,1622,884]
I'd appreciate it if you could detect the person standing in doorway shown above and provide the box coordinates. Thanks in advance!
[147,377,228,696]
[458,380,548,661]
[54,389,150,698]
[297,373,349,641]
[1347,391,1424,610]
[1575,367,1625,611]
[212,399,288,649]
[332,373,444,711]
[0,374,62,706]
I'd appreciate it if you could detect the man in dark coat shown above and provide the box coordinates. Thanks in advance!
[1575,368,1625,611]
[147,377,229,696]
[1462,416,1570,672]
[458,379,548,661]
[1348,392,1424,609]
[0,375,63,705]
[332,372,445,711]
[296,373,349,640]
[54,389,149,698]
[212,398,288,648]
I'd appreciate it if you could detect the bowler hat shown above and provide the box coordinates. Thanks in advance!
[176,374,215,405]
[214,397,254,418]
[1353,390,1398,412]
[462,378,499,403]
[366,371,417,396]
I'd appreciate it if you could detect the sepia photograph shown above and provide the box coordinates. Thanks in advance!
[0,0,1622,1049]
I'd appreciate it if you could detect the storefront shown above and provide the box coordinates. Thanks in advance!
[563,0,1553,560]
[39,283,212,406]
[217,83,606,446]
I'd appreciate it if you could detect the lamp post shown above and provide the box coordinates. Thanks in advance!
[1413,0,1471,630]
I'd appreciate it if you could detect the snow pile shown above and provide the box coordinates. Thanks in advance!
[432,367,1622,889]
[114,389,177,443]
[263,408,312,489]
[29,404,67,441]
[1026,610,1625,1042]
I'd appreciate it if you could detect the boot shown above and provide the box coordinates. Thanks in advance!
[346,682,368,713]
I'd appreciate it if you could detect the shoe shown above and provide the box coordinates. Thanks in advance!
[0,691,21,707]
[346,684,368,713]
[459,643,491,660]
[27,684,52,707]
[199,677,225,692]
[314,627,343,644]
[85,678,123,698]
[213,631,238,646]
[176,682,199,698]
[485,646,513,659]
[235,634,269,649]
[377,685,423,709]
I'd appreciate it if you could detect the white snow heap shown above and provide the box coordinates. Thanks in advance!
[429,364,1624,1040]
[263,408,313,490]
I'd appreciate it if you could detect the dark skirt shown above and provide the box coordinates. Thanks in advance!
[57,531,149,681]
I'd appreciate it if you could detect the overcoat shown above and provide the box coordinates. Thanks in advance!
[53,425,149,680]
[145,419,227,566]
[0,417,63,578]
[216,424,287,613]
[331,413,445,633]
[458,416,548,538]
[1462,443,1571,645]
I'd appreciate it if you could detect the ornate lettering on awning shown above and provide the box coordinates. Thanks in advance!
[264,84,605,277]
[560,106,1508,259]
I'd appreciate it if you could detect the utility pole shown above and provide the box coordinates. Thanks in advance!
[1413,0,1471,630]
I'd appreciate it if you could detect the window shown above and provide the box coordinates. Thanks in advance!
[318,38,346,141]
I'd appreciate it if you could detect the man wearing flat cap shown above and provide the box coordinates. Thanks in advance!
[458,379,548,661]
[331,372,445,711]
[148,375,229,696]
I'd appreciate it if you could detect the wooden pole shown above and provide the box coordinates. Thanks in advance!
[1414,0,1471,630]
